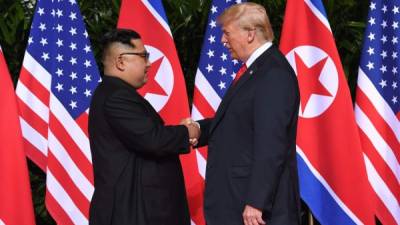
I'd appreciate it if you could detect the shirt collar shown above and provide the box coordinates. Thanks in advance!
[245,41,273,67]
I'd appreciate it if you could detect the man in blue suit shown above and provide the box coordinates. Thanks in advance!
[185,3,301,225]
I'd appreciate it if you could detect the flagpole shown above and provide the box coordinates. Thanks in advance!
[308,211,314,225]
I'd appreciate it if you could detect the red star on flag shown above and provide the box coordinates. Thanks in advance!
[295,53,332,113]
[138,56,167,96]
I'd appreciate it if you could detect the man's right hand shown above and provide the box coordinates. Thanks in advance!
[180,118,200,146]
[243,205,266,225]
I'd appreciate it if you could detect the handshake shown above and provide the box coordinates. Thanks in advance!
[180,118,200,146]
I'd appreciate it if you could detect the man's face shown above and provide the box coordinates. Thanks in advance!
[119,39,151,89]
[221,21,249,61]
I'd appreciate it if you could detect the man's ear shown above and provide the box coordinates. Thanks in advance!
[115,56,125,71]
[247,29,256,43]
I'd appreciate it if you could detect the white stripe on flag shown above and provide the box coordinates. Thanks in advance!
[48,130,94,200]
[194,69,221,111]
[142,0,172,36]
[191,105,204,121]
[50,94,92,162]
[357,68,400,141]
[20,117,48,156]
[23,52,52,91]
[304,0,332,32]
[296,145,363,225]
[355,104,400,183]
[195,149,206,179]
[0,219,5,225]
[364,154,400,224]
[46,170,88,225]
[16,81,49,122]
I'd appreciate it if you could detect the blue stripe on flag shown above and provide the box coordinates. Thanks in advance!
[309,0,328,18]
[148,0,168,24]
[297,154,357,225]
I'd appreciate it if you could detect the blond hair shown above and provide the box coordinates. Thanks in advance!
[218,2,274,42]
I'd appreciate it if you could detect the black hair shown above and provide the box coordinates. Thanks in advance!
[101,28,141,60]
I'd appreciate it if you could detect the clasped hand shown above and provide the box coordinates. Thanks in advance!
[180,118,200,146]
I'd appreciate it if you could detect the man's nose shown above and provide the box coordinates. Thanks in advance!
[221,35,227,45]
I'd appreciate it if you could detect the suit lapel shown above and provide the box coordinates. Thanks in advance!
[209,67,255,133]
[208,45,277,134]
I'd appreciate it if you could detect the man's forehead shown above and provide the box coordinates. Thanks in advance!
[130,38,145,50]
[222,22,237,32]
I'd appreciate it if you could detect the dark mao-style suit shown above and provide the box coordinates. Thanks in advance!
[198,45,301,225]
[88,76,190,225]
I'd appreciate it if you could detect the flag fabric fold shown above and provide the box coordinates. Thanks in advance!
[16,0,101,224]
[280,0,375,224]
[355,1,400,224]
[0,46,36,225]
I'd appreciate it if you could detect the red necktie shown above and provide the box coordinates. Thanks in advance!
[233,64,247,84]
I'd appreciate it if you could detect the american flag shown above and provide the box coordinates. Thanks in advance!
[355,1,400,224]
[15,0,100,224]
[190,0,243,224]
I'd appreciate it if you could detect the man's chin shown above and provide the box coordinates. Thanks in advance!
[135,79,147,89]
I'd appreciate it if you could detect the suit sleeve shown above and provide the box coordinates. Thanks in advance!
[104,89,190,157]
[196,118,213,147]
[246,67,299,211]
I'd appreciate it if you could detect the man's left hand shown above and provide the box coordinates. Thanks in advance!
[243,205,266,225]
[180,117,200,146]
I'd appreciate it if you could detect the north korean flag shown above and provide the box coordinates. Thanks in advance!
[280,0,375,224]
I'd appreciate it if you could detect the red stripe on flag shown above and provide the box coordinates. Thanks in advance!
[18,99,49,137]
[23,139,47,171]
[49,113,94,184]
[19,68,50,105]
[193,87,216,118]
[76,112,89,137]
[358,129,400,202]
[45,191,75,225]
[188,180,205,225]
[375,193,399,225]
[196,146,208,161]
[47,151,90,217]
[180,152,205,225]
[356,87,400,160]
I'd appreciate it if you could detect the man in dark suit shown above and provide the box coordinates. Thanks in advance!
[88,29,198,225]
[184,3,301,225]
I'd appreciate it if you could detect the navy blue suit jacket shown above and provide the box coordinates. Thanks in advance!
[198,45,301,225]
